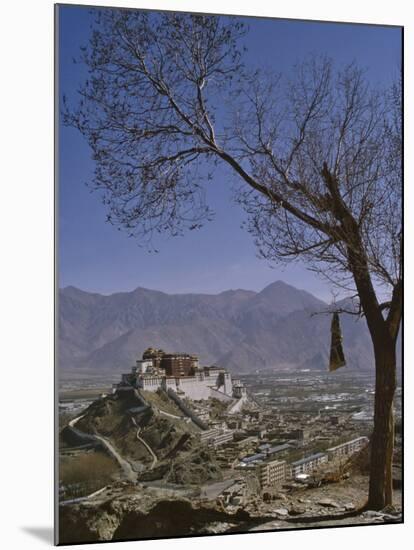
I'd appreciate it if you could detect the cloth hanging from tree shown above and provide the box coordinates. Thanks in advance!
[329,311,346,371]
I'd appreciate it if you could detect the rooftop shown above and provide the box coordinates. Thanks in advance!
[291,452,327,467]
[241,452,266,464]
[326,436,369,452]
[267,443,291,454]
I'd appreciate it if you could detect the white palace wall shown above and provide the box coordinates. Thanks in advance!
[137,370,237,401]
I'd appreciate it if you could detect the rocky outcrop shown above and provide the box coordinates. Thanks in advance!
[59,494,253,544]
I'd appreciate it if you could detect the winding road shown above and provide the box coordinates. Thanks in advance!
[93,434,137,482]
[60,485,108,507]
[157,409,184,420]
[68,414,85,428]
[131,417,158,470]
[67,413,138,482]
[66,401,171,483]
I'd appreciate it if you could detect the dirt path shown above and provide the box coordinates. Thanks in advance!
[60,486,108,507]
[93,434,137,482]
[157,409,185,421]
[67,413,137,482]
[131,418,158,470]
[68,414,85,428]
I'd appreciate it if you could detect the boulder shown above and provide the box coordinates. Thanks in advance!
[317,498,341,508]
[289,505,306,516]
[273,508,289,517]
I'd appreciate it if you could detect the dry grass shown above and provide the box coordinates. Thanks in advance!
[59,451,119,499]
[141,389,183,416]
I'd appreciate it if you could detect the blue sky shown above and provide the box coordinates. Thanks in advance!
[58,6,401,300]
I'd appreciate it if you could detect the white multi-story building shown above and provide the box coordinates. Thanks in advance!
[257,459,287,488]
[326,436,369,461]
[118,351,247,402]
[200,428,234,447]
[133,359,154,374]
[290,452,328,477]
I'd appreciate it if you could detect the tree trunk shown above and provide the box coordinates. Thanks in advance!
[384,405,394,505]
[367,339,397,510]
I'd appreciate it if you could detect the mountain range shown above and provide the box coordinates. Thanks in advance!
[58,280,379,373]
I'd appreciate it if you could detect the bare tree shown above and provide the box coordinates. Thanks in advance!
[63,9,402,510]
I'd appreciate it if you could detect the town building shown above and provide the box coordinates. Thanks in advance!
[326,436,369,461]
[270,428,310,442]
[219,480,248,506]
[240,452,266,465]
[290,452,328,477]
[232,379,248,398]
[200,428,234,447]
[200,428,221,443]
[266,443,292,458]
[257,459,287,488]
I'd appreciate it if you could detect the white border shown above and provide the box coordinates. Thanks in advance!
[1,1,411,548]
